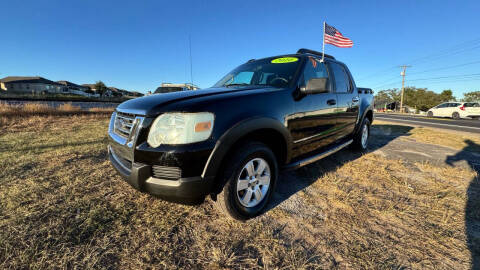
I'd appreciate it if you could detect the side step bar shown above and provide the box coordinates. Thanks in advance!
[284,140,353,170]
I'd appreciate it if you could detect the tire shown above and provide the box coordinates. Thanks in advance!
[215,141,278,220]
[452,112,460,120]
[427,111,433,117]
[351,118,371,151]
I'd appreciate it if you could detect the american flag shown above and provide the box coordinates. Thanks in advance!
[324,23,353,48]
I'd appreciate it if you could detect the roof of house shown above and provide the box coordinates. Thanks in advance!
[0,76,63,85]
[57,80,88,88]
[81,84,96,89]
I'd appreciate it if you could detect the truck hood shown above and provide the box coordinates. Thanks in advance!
[116,87,266,116]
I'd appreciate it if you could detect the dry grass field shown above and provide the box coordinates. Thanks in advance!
[0,115,479,269]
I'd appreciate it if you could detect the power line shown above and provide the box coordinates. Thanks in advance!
[371,75,403,87]
[406,38,480,65]
[359,37,480,83]
[408,60,480,75]
[356,66,397,81]
[408,73,480,82]
[373,73,480,89]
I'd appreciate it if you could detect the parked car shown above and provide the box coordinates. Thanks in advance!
[107,48,374,220]
[427,102,480,119]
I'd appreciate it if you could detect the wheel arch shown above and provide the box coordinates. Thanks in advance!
[202,117,292,195]
[354,106,374,135]
[365,109,373,124]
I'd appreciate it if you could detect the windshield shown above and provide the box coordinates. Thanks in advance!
[213,56,301,88]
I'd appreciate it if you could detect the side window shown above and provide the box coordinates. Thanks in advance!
[465,103,480,107]
[302,57,329,87]
[329,62,350,93]
[438,103,447,108]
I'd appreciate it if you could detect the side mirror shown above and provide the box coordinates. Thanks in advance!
[301,78,329,94]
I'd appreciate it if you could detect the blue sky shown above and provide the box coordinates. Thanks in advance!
[1,0,479,98]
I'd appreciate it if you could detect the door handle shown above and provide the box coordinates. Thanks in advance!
[352,97,359,102]
[327,99,336,106]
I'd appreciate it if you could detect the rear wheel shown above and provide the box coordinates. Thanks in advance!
[215,142,278,220]
[351,118,370,151]
[427,111,433,117]
[452,112,460,119]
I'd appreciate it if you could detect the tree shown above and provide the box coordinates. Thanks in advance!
[374,88,400,109]
[377,87,457,112]
[463,91,480,102]
[94,81,107,96]
[439,89,455,102]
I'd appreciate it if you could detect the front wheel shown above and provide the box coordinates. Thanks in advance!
[427,111,433,117]
[215,142,278,220]
[351,118,370,151]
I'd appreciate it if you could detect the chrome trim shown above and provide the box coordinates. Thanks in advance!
[293,133,323,144]
[116,107,148,116]
[108,111,145,148]
[127,117,144,148]
[109,146,131,173]
[284,139,353,170]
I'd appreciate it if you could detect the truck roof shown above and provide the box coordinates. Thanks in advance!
[247,48,337,65]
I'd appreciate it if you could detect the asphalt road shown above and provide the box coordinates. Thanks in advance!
[375,113,480,134]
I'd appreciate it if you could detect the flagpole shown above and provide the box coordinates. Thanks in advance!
[321,21,325,62]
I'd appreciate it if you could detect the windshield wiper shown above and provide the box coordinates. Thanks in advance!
[224,83,277,88]
[224,83,250,87]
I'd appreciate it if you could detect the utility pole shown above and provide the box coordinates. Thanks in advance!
[399,65,411,113]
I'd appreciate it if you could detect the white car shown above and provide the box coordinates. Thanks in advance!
[427,102,480,119]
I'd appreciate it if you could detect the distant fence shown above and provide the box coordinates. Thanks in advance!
[0,100,118,110]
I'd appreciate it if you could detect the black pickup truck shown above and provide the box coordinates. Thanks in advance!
[108,48,374,220]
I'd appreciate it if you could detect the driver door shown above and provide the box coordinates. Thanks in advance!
[289,57,339,158]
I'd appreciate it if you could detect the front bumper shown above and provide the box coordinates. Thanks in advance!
[108,146,214,203]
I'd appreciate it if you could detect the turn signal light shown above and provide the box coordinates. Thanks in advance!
[195,121,212,132]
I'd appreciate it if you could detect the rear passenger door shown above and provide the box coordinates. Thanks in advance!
[448,103,461,117]
[328,61,359,139]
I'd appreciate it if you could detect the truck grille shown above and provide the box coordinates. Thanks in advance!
[152,165,182,180]
[114,112,136,138]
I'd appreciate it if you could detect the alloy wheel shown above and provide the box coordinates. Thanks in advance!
[361,124,369,149]
[236,158,271,208]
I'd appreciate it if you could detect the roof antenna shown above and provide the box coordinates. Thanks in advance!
[189,35,193,86]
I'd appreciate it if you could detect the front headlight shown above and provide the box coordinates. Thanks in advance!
[147,112,214,147]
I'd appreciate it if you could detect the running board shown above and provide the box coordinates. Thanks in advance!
[284,140,353,170]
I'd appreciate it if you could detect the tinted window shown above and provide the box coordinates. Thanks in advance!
[449,103,460,107]
[329,62,350,93]
[465,102,480,107]
[214,57,300,88]
[437,103,447,108]
[301,56,329,87]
